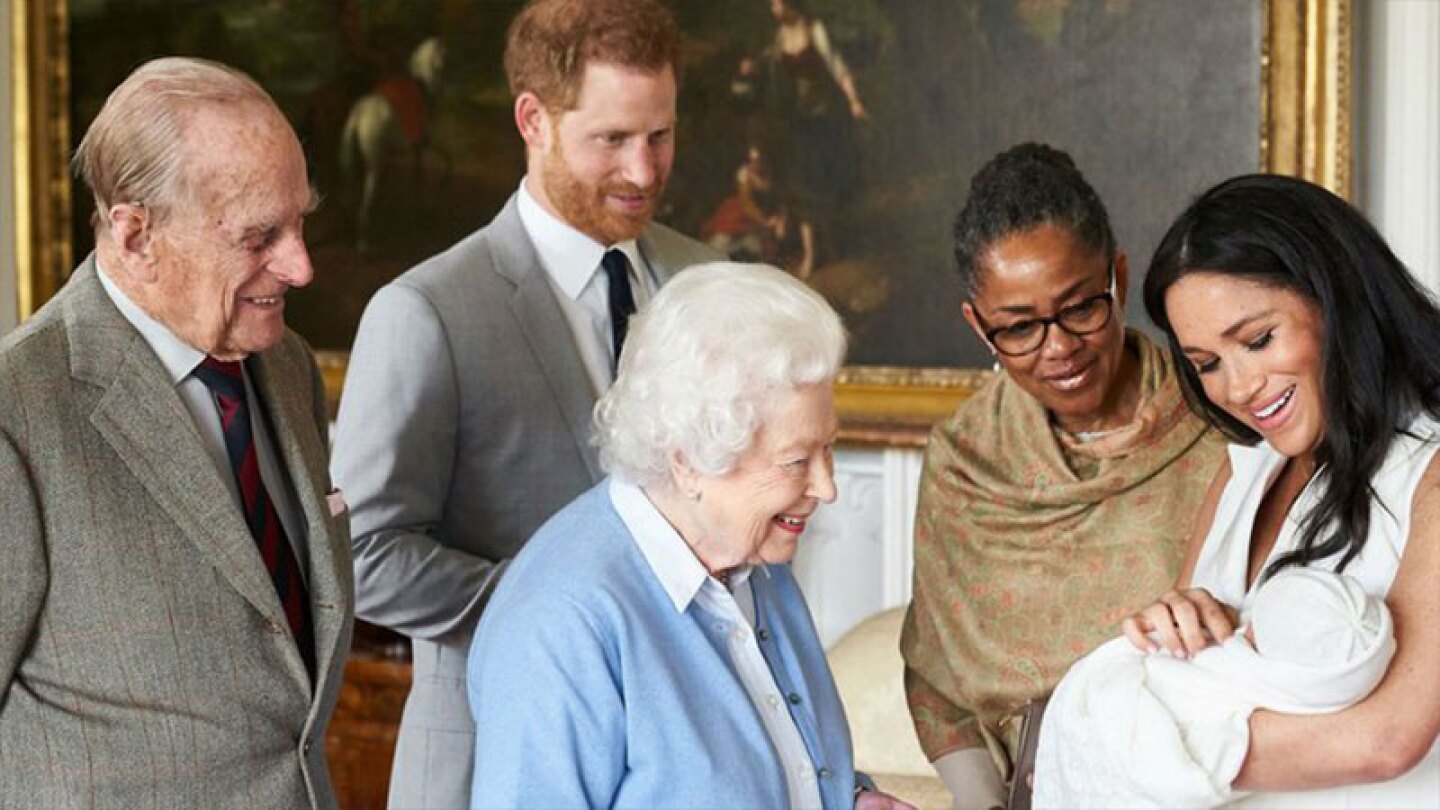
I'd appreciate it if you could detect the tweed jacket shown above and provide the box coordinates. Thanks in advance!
[0,257,354,809]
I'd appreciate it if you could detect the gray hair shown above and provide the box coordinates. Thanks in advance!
[73,56,281,229]
[595,262,846,485]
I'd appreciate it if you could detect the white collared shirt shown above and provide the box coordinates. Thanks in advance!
[96,262,308,581]
[610,479,824,810]
[516,179,658,395]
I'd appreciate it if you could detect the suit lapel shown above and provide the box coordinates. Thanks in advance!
[248,349,351,696]
[488,198,603,480]
[69,262,291,643]
[637,228,681,285]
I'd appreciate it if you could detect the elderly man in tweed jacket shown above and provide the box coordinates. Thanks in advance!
[0,57,352,808]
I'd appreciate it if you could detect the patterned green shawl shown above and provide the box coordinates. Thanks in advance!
[900,331,1226,778]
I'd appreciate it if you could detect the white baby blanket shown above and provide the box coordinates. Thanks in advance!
[1033,571,1394,809]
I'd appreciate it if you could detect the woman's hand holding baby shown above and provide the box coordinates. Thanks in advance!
[1122,588,1239,659]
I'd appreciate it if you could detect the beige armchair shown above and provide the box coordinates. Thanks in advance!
[826,607,950,810]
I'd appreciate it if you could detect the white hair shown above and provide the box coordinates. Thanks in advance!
[73,56,282,229]
[594,262,846,485]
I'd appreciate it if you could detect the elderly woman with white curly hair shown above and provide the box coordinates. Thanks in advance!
[466,263,914,810]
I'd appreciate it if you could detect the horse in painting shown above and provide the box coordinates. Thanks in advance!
[339,36,447,254]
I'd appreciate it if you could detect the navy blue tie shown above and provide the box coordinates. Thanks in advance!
[602,249,636,371]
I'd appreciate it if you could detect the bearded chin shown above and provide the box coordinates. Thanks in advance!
[597,205,653,244]
[541,151,659,245]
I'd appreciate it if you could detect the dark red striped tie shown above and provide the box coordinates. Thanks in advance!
[192,357,315,679]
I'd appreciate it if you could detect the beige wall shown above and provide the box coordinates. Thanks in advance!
[1360,0,1440,291]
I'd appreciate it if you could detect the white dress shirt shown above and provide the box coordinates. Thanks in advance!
[610,479,824,810]
[96,262,309,580]
[516,179,659,395]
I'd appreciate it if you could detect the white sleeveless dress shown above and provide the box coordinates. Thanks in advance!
[1191,416,1440,808]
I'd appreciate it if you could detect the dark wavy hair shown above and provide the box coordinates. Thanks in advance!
[1143,173,1440,579]
[952,142,1115,296]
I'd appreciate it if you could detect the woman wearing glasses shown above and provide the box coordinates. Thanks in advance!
[899,143,1227,810]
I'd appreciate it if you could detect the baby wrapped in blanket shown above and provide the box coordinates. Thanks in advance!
[1032,567,1395,809]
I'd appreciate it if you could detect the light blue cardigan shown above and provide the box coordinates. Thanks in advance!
[467,480,868,809]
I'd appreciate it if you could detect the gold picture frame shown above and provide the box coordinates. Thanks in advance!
[11,0,1351,447]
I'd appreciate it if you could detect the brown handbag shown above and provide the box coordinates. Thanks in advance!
[1006,693,1050,810]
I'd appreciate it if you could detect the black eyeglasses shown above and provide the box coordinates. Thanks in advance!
[973,264,1117,357]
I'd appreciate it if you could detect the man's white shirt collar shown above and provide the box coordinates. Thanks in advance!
[516,177,643,299]
[609,477,753,613]
[96,261,205,384]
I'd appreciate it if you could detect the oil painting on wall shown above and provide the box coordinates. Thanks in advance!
[671,0,1264,370]
[18,0,1348,438]
[64,0,528,351]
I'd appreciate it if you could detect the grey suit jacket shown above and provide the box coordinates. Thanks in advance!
[331,194,719,809]
[0,258,354,809]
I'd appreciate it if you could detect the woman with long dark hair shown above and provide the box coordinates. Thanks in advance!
[1127,173,1440,805]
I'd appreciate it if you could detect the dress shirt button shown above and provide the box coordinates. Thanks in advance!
[712,622,727,634]
[767,694,782,710]
[731,627,748,643]
[787,692,802,705]
[800,766,816,781]
[817,766,831,779]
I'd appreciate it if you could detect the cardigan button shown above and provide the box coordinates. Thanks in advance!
[787,692,802,705]
[757,627,771,641]
[817,767,831,779]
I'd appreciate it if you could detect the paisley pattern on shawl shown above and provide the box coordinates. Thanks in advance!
[901,331,1227,778]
